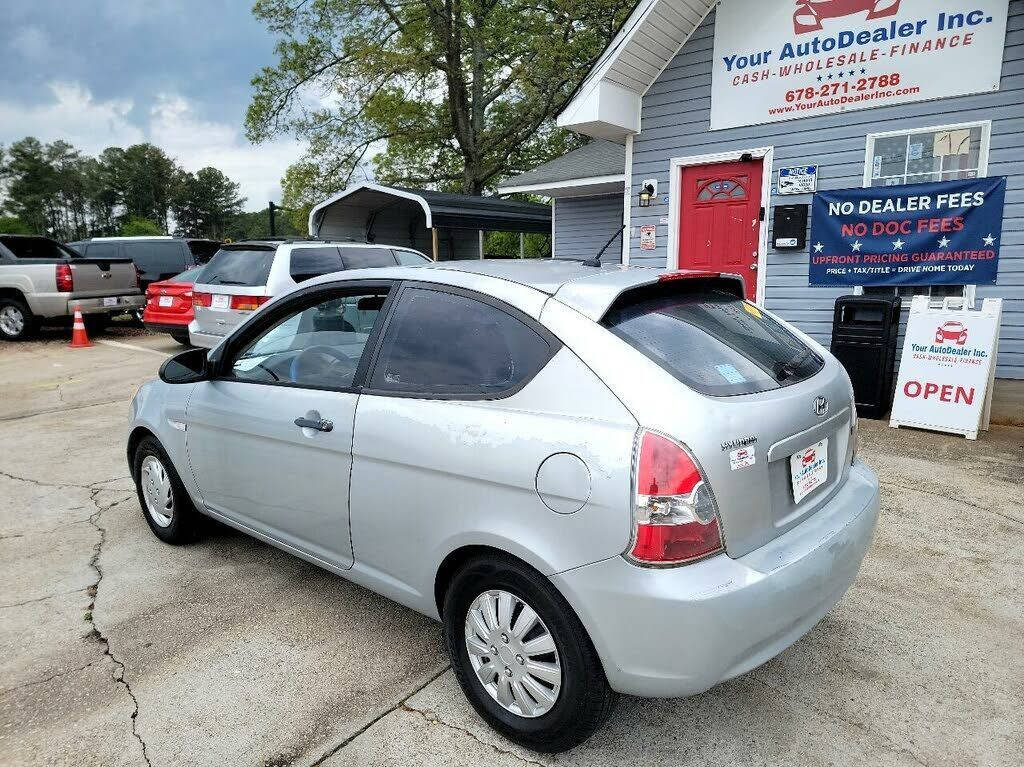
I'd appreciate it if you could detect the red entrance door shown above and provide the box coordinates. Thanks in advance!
[678,159,762,300]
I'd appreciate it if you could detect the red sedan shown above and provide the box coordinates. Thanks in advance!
[143,266,206,345]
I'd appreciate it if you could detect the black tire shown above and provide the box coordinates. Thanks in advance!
[443,554,617,753]
[171,332,191,346]
[0,295,38,341]
[131,436,202,544]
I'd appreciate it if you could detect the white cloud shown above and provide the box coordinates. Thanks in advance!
[0,82,304,211]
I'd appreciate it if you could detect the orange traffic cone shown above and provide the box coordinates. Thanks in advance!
[69,306,92,348]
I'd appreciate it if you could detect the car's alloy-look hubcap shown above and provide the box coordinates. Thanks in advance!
[0,306,25,336]
[464,589,561,718]
[140,455,174,527]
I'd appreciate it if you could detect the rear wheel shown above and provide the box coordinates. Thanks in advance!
[0,296,37,341]
[442,554,616,753]
[132,436,201,544]
[171,332,191,346]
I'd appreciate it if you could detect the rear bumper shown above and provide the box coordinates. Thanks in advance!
[144,321,190,337]
[551,460,880,697]
[69,294,145,315]
[187,322,226,349]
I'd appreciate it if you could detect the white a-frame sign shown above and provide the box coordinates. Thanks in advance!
[890,296,1002,440]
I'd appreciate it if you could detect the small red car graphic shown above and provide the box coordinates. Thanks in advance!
[935,320,968,346]
[793,0,901,34]
[802,450,816,466]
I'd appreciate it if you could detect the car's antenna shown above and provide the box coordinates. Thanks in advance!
[582,224,626,267]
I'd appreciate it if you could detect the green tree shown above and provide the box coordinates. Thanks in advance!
[1,137,57,235]
[0,215,32,234]
[120,216,164,236]
[171,167,246,239]
[246,0,632,201]
[222,206,303,242]
[106,144,179,231]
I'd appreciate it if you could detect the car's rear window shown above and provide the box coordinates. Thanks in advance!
[1,236,79,259]
[602,286,824,396]
[200,248,275,286]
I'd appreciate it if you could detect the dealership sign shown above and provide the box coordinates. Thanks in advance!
[890,296,1002,439]
[710,0,1009,130]
[807,177,1005,287]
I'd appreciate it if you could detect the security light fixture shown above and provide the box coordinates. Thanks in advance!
[638,182,656,208]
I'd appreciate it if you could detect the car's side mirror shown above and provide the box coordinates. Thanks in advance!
[159,348,210,384]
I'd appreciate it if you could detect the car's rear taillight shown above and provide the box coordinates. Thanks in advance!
[192,292,212,308]
[134,265,143,289]
[230,295,271,311]
[56,263,73,293]
[629,430,723,566]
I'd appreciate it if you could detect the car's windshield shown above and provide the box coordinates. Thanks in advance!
[200,248,274,286]
[602,286,824,396]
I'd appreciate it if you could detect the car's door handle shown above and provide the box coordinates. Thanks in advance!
[294,417,333,432]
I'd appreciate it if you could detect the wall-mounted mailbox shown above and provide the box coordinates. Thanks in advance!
[773,204,808,249]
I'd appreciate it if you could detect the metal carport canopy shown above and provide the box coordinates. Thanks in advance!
[308,182,551,235]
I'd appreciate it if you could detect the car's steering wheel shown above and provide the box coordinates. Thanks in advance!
[289,345,356,384]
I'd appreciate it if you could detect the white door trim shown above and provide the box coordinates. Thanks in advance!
[667,146,773,305]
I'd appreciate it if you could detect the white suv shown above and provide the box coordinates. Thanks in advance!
[189,240,429,348]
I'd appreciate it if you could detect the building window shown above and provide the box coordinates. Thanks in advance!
[864,121,990,188]
[860,121,990,308]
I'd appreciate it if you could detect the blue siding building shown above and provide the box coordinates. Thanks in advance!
[503,0,1022,417]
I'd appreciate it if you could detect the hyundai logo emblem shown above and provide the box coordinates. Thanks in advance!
[813,396,829,417]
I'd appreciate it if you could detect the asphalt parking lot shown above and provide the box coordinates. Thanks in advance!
[2,326,1022,767]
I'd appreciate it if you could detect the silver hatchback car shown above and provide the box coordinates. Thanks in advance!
[128,260,879,752]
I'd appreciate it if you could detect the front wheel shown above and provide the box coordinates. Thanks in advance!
[132,436,202,544]
[443,554,616,752]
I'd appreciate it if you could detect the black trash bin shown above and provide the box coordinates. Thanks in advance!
[830,294,902,419]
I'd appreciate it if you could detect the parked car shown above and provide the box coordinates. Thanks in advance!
[0,234,143,341]
[68,237,220,290]
[127,260,879,752]
[142,265,207,346]
[187,240,429,348]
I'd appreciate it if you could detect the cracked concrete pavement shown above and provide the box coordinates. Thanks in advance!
[2,326,1022,766]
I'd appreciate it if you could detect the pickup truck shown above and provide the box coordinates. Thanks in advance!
[0,234,145,341]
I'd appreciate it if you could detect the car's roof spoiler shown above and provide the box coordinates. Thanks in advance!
[553,269,746,321]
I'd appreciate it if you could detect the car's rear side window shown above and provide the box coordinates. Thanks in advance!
[290,247,344,282]
[393,249,429,265]
[602,286,824,396]
[201,248,275,286]
[369,287,554,397]
[339,247,397,269]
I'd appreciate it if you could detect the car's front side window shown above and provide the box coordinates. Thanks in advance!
[228,289,389,389]
[368,286,555,397]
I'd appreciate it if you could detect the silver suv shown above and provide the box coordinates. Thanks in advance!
[129,260,879,752]
[188,240,428,348]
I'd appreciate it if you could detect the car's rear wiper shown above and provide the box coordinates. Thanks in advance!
[208,278,248,286]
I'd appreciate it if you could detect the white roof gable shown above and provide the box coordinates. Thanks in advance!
[557,0,715,140]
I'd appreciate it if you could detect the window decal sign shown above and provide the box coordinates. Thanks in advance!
[710,0,1009,130]
[890,296,1002,440]
[807,177,1005,287]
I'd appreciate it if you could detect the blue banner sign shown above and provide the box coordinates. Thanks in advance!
[808,177,1005,287]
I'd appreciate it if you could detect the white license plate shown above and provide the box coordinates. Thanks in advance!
[211,294,230,310]
[158,295,174,307]
[790,438,828,504]
[102,296,118,307]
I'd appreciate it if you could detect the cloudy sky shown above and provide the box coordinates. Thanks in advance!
[1,0,305,211]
